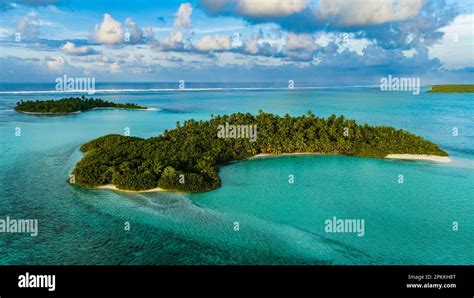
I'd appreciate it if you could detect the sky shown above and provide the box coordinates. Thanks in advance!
[0,0,473,85]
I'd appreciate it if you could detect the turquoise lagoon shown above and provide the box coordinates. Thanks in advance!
[0,83,473,265]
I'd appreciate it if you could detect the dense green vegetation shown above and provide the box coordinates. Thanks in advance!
[72,111,448,192]
[427,84,474,93]
[15,96,146,114]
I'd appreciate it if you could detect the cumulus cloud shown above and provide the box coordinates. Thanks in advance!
[236,0,310,18]
[174,3,193,28]
[45,56,65,71]
[200,0,309,18]
[428,13,474,69]
[16,13,41,40]
[92,14,146,45]
[1,0,469,82]
[280,33,320,61]
[143,26,155,41]
[234,31,372,62]
[93,13,125,44]
[60,42,99,56]
[153,3,193,52]
[199,0,458,52]
[124,18,143,44]
[241,32,279,56]
[315,0,425,26]
[337,35,372,56]
[201,0,426,26]
[194,35,233,52]
[285,33,318,52]
[242,33,261,55]
[154,31,187,51]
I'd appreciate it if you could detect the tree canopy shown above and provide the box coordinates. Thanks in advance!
[15,96,146,114]
[427,84,474,93]
[72,111,448,192]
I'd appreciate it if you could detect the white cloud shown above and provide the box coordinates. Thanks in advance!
[242,33,260,55]
[315,33,332,47]
[61,42,98,56]
[236,0,310,18]
[16,15,40,39]
[45,56,65,71]
[200,0,309,18]
[428,14,474,69]
[0,27,13,38]
[124,18,143,44]
[134,53,145,63]
[143,26,155,41]
[285,33,318,52]
[402,48,417,58]
[154,3,193,51]
[195,35,233,52]
[155,31,186,51]
[241,32,279,56]
[336,34,372,55]
[316,0,425,26]
[93,13,125,44]
[97,55,116,63]
[109,62,119,73]
[116,52,130,59]
[174,3,193,28]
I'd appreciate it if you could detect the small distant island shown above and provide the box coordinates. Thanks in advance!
[71,111,449,193]
[427,84,474,93]
[15,96,147,114]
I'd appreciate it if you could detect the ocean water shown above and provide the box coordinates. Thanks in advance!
[0,83,473,265]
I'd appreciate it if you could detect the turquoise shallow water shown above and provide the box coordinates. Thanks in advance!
[0,84,473,264]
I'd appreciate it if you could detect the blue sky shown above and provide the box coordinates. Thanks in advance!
[0,0,472,84]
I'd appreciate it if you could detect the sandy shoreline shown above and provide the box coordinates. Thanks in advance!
[385,154,452,163]
[253,152,451,163]
[95,184,167,193]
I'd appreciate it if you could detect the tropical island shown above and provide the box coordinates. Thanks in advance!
[427,84,474,93]
[15,96,147,114]
[71,111,449,193]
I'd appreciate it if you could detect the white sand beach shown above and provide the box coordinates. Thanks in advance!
[95,184,167,193]
[385,154,452,163]
[252,152,452,163]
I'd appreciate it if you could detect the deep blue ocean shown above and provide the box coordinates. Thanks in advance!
[0,82,473,264]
